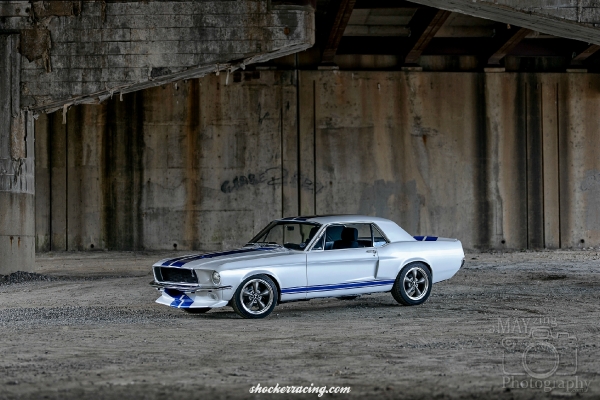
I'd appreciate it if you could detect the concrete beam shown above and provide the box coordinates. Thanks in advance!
[344,25,411,37]
[354,0,419,8]
[487,27,532,65]
[0,1,315,114]
[404,8,452,65]
[321,0,357,63]
[407,0,600,45]
[570,43,600,66]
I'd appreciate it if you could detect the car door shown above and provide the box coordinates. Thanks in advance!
[305,223,380,298]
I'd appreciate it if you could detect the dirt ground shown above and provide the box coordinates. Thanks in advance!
[0,250,598,399]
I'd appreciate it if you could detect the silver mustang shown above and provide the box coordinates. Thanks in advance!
[151,215,465,319]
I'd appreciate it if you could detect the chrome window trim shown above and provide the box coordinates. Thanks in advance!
[306,222,379,251]
[371,223,391,247]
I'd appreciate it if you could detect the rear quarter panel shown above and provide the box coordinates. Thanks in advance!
[376,240,464,283]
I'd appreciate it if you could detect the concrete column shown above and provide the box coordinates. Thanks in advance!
[0,34,35,274]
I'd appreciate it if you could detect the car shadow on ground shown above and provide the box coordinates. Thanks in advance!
[177,297,415,319]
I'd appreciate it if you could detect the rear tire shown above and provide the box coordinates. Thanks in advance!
[231,274,278,319]
[183,308,211,314]
[391,262,432,306]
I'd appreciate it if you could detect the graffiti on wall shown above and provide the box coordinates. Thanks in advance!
[221,167,324,194]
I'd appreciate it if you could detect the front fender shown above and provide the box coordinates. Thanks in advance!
[219,268,287,303]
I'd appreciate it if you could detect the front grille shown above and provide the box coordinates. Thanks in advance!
[154,267,198,284]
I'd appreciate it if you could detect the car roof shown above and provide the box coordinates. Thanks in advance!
[278,214,390,224]
[276,215,415,242]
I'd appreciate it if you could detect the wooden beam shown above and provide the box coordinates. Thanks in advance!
[404,8,452,65]
[570,44,600,65]
[321,0,357,63]
[487,27,532,65]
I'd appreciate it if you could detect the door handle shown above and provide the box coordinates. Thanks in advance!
[366,250,376,254]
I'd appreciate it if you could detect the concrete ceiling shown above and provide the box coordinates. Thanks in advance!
[317,0,600,67]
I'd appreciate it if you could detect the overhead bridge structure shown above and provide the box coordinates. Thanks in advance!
[2,0,600,273]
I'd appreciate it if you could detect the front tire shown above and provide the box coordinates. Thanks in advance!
[391,263,432,306]
[231,275,278,319]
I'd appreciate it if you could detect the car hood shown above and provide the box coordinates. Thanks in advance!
[153,246,291,270]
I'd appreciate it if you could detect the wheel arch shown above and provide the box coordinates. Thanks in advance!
[260,273,282,303]
[400,259,433,280]
[237,270,283,304]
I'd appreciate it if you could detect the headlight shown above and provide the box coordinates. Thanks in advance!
[211,271,221,285]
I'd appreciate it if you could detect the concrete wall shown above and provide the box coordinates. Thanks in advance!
[0,0,314,113]
[299,71,600,249]
[35,71,600,251]
[35,71,301,251]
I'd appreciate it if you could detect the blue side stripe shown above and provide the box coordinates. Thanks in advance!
[281,279,395,294]
[162,247,273,267]
[413,236,425,241]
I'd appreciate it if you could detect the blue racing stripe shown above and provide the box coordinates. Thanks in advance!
[413,236,438,241]
[281,279,395,294]
[160,254,198,266]
[162,247,273,267]
[166,289,195,308]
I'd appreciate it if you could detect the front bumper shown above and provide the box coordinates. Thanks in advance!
[150,280,232,292]
[151,281,232,309]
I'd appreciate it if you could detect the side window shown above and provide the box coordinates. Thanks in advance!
[324,223,373,250]
[372,224,388,248]
[347,223,373,248]
[323,225,344,250]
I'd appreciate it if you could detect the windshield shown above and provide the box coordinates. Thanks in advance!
[247,221,321,251]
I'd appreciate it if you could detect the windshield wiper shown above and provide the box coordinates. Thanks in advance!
[251,242,282,248]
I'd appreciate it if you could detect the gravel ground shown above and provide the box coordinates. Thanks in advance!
[0,250,598,399]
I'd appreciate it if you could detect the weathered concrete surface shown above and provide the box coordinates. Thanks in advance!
[1,34,35,274]
[0,250,598,399]
[35,71,302,251]
[298,71,600,250]
[36,70,600,251]
[0,0,314,113]
[411,0,600,45]
[0,193,35,273]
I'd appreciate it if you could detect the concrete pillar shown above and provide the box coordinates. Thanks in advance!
[0,34,35,274]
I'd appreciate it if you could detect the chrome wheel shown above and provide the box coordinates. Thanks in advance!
[239,278,274,315]
[403,266,429,301]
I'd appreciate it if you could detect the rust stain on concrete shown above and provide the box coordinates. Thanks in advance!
[19,28,51,72]
[32,1,81,19]
[184,79,201,249]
